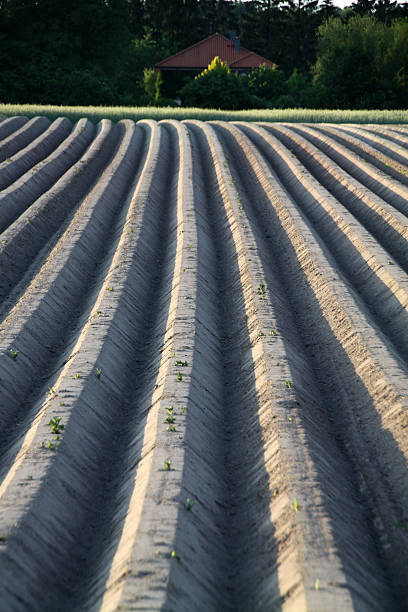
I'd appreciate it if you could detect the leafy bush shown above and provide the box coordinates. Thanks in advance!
[247,63,285,104]
[180,56,250,110]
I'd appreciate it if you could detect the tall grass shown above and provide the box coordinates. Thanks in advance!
[0,103,407,124]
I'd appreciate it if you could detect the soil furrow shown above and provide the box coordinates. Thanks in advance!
[0,120,182,610]
[330,124,408,165]
[360,125,408,147]
[265,124,408,276]
[0,118,95,234]
[241,123,408,368]
[0,117,50,163]
[0,117,73,191]
[101,120,196,611]
[0,117,28,143]
[287,124,408,216]
[310,124,408,187]
[0,117,407,610]
[164,119,319,611]
[0,120,147,470]
[0,119,118,305]
[212,121,408,610]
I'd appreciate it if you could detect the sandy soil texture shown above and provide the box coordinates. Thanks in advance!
[0,118,407,611]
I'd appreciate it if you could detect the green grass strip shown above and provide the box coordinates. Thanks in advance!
[0,103,407,124]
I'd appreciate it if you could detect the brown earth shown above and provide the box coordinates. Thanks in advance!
[0,116,407,611]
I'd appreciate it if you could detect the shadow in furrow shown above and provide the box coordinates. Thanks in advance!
[0,119,118,305]
[0,117,28,142]
[0,123,180,611]
[264,125,408,276]
[0,118,95,233]
[0,122,146,476]
[0,117,73,191]
[165,123,280,612]
[0,117,50,163]
[213,123,407,611]
[288,125,408,216]
[243,125,408,370]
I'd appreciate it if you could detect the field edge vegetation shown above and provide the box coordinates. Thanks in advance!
[1,104,408,125]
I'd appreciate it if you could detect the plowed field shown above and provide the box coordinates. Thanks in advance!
[0,116,408,611]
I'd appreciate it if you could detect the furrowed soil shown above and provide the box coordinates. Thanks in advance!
[0,116,407,611]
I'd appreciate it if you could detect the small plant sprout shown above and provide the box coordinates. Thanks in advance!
[185,498,198,511]
[181,406,187,415]
[259,331,266,337]
[285,380,292,389]
[129,227,134,234]
[315,579,320,591]
[9,349,19,361]
[171,550,180,561]
[47,441,54,450]
[40,441,45,448]
[167,424,176,432]
[288,415,293,422]
[48,386,56,395]
[48,416,64,434]
[294,498,299,512]
[74,373,80,379]
[165,414,175,424]
[0,536,7,543]
[175,360,188,367]
[96,368,102,380]
[272,489,278,498]
[177,372,183,382]
[164,460,171,470]
[270,329,276,336]
[276,362,280,366]
[27,475,33,480]
[257,284,266,299]
[107,287,114,292]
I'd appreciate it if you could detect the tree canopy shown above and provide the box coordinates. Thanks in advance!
[0,0,407,109]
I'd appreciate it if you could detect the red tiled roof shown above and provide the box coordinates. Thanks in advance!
[155,33,274,70]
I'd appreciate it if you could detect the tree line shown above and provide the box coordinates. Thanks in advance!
[0,0,407,109]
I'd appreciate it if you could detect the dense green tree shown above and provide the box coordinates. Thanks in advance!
[312,15,394,108]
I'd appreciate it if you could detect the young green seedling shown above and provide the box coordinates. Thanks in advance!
[165,414,175,424]
[171,550,180,561]
[270,329,276,336]
[177,372,183,382]
[285,380,292,388]
[294,498,299,512]
[107,287,114,292]
[74,373,80,379]
[315,579,320,591]
[257,284,266,299]
[175,360,188,367]
[27,475,33,480]
[181,406,187,415]
[48,386,56,395]
[164,460,171,470]
[96,368,102,380]
[185,498,198,511]
[9,349,19,361]
[48,416,64,434]
[167,424,176,432]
